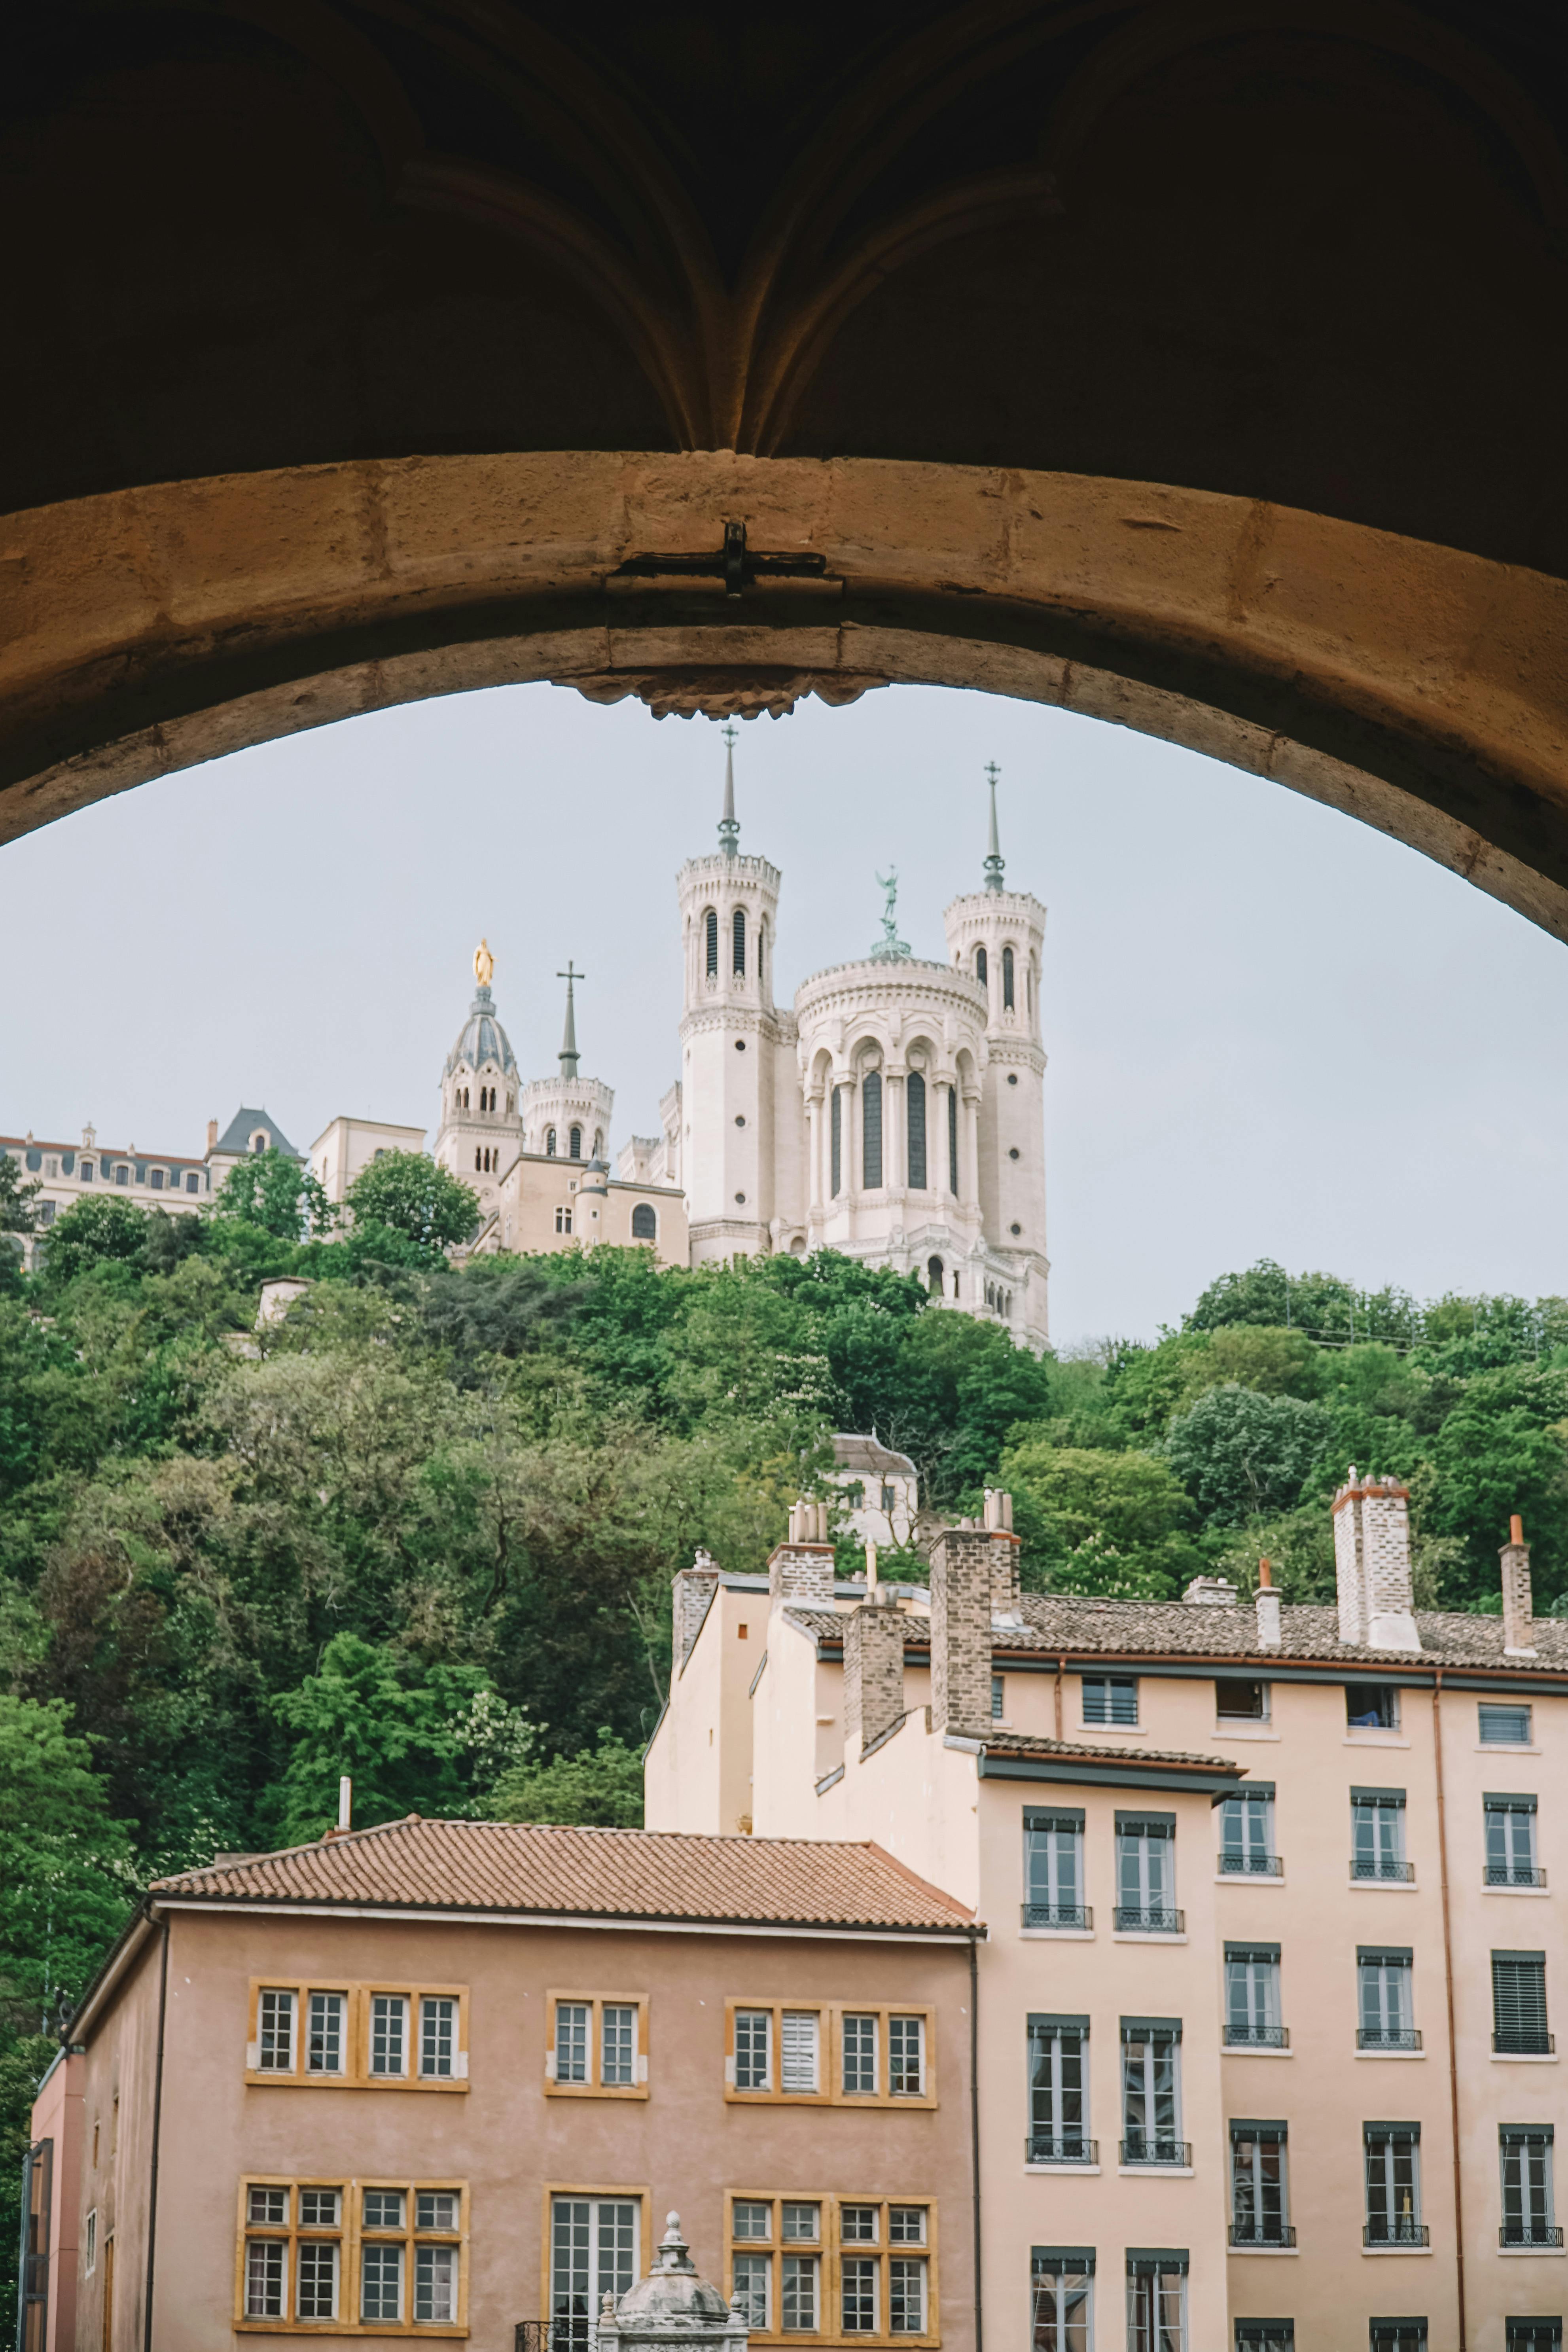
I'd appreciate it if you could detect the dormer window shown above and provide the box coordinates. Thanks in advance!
[251,1133,268,1153]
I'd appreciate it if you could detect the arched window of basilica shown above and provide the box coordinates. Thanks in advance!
[906,1070,927,1189]
[927,1255,944,1295]
[975,945,987,987]
[569,1125,583,1160]
[952,1270,961,1299]
[947,1084,959,1195]
[631,1203,657,1240]
[733,907,746,975]
[593,1130,603,1157]
[830,1086,842,1198]
[758,926,766,988]
[1003,946,1016,1010]
[545,1128,557,1157]
[862,1070,883,1189]
[704,909,719,977]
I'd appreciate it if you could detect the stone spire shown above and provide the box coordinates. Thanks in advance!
[983,761,1005,892]
[557,961,584,1079]
[718,721,740,858]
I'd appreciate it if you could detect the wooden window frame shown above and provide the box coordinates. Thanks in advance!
[244,1983,469,2091]
[725,2192,939,2349]
[538,2186,653,2323]
[543,1992,650,2099]
[725,2003,936,2109]
[234,2176,468,2335]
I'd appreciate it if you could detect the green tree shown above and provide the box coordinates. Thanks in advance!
[37,1193,151,1286]
[490,1727,645,1827]
[999,1437,1194,1596]
[270,1633,492,1844]
[0,1696,136,2025]
[213,1147,335,1242]
[1165,1383,1333,1523]
[0,1151,41,1277]
[344,1152,479,1255]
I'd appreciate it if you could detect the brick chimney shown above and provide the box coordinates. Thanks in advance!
[1332,1468,1420,1652]
[1254,1557,1282,1651]
[1501,1514,1536,1657]
[983,1489,1022,1619]
[672,1549,721,1670]
[206,1117,218,1152]
[931,1521,1015,1733]
[845,1602,907,1754]
[767,1503,836,1605]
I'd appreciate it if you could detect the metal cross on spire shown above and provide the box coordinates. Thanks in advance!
[983,761,1006,892]
[718,721,740,857]
[557,961,585,1077]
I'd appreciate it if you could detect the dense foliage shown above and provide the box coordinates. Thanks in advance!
[3,1191,1566,2295]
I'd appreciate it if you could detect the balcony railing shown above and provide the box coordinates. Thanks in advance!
[1351,1858,1416,1881]
[1357,2026,1422,2051]
[1021,1902,1092,1930]
[1114,1905,1185,1933]
[1224,2024,1290,2049]
[1219,1851,1284,1876]
[1229,2222,1297,2248]
[1493,2028,1555,2055]
[1500,2225,1564,2248]
[1486,1864,1547,1887]
[1364,2221,1430,2248]
[1120,2136,1192,2167]
[1026,2135,1098,2166]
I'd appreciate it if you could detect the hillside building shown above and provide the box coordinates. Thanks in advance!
[1,1106,299,1270]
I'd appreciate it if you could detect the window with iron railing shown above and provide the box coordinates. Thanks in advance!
[1023,1809,1088,1929]
[1081,1674,1138,1726]
[1027,2015,1094,2165]
[1492,1950,1553,2054]
[1363,2124,1427,2246]
[1120,2020,1187,2165]
[1351,1788,1413,1881]
[1500,2124,1560,2247]
[1125,2250,1187,2352]
[1358,1950,1419,2049]
[1224,1947,1288,2049]
[1368,2324,1427,2352]
[1115,1813,1182,1933]
[1218,1786,1281,1876]
[1485,1792,1543,1886]
[1230,2121,1293,2246]
[1030,2247,1093,2352]
[1234,2327,1294,2352]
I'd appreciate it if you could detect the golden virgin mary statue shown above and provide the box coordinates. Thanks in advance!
[473,938,494,988]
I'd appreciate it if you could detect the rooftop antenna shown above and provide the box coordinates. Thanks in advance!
[557,961,585,1078]
[718,720,740,858]
[983,762,1005,892]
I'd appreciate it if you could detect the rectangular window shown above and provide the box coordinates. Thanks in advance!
[551,2196,639,2348]
[888,2017,925,2098]
[361,2242,403,2322]
[1028,2015,1091,2164]
[735,2204,773,2242]
[258,1989,295,2071]
[364,2191,404,2231]
[1126,2252,1187,2352]
[1024,1809,1088,1929]
[548,1994,646,2095]
[602,2005,637,2086]
[420,1996,455,2079]
[248,2187,288,2227]
[306,1992,345,2074]
[1225,1947,1285,2049]
[1115,1812,1181,1933]
[299,2189,340,2229]
[1352,1788,1412,1881]
[1506,2324,1563,2350]
[1234,2329,1294,2352]
[416,2193,458,2233]
[1081,1674,1137,1726]
[1492,1951,1552,2054]
[1485,1793,1542,1886]
[415,2245,457,2324]
[1031,2248,1093,2352]
[1500,2125,1558,2247]
[728,2198,932,2345]
[1231,2122,1292,2246]
[782,2256,819,2333]
[1120,2021,1185,2164]
[1364,2125,1426,2246]
[1358,1949,1418,2049]
[992,1674,1005,1721]
[1218,1786,1280,1876]
[556,2002,590,2084]
[842,2258,879,2334]
[371,1994,408,2076]
[843,2015,878,2095]
[781,2012,820,2094]
[1216,1678,1269,1721]
[862,1073,883,1190]
[296,2239,339,2321]
[1346,1683,1400,1730]
[734,2255,772,2330]
[736,2010,773,2091]
[1368,2327,1427,2352]
[85,2208,98,2275]
[1480,1703,1533,1745]
[888,2260,926,2335]
[245,2237,286,2319]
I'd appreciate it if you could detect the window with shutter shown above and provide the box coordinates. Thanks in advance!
[780,2012,819,2093]
[1492,1951,1551,2053]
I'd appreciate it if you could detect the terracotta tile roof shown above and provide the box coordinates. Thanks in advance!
[788,1600,1568,1675]
[150,1817,977,1934]
[945,1727,1243,1775]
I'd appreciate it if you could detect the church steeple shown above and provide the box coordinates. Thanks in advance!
[717,721,740,858]
[557,962,584,1078]
[983,761,1006,892]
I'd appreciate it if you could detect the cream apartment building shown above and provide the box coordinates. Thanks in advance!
[646,1481,1568,2352]
[23,1822,977,2352]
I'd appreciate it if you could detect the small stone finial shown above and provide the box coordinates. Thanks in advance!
[983,763,1005,892]
[602,2291,619,2320]
[474,937,494,988]
[557,961,585,1078]
[656,2212,695,2272]
[718,723,740,858]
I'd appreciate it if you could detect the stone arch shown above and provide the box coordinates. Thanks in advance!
[4,451,1568,941]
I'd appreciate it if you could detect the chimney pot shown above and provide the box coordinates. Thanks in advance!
[1258,1557,1273,1588]
[1511,1513,1524,1547]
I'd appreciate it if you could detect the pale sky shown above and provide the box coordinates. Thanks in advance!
[3,681,1566,1346]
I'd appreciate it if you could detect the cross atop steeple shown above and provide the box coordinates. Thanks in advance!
[983,761,1006,892]
[718,722,740,858]
[557,962,585,1078]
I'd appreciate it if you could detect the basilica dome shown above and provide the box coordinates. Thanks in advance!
[444,984,518,1078]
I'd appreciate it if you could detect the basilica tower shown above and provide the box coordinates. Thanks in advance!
[433,941,524,1224]
[942,772,1049,1346]
[675,730,790,1262]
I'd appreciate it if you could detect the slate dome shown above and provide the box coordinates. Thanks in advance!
[444,984,518,1078]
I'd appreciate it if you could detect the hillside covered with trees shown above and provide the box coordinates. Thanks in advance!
[2,1146,1566,2271]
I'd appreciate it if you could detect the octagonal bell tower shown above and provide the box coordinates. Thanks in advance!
[676,729,784,1263]
[942,770,1049,1346]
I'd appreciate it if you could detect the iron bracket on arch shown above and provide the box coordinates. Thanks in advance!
[612,520,829,599]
